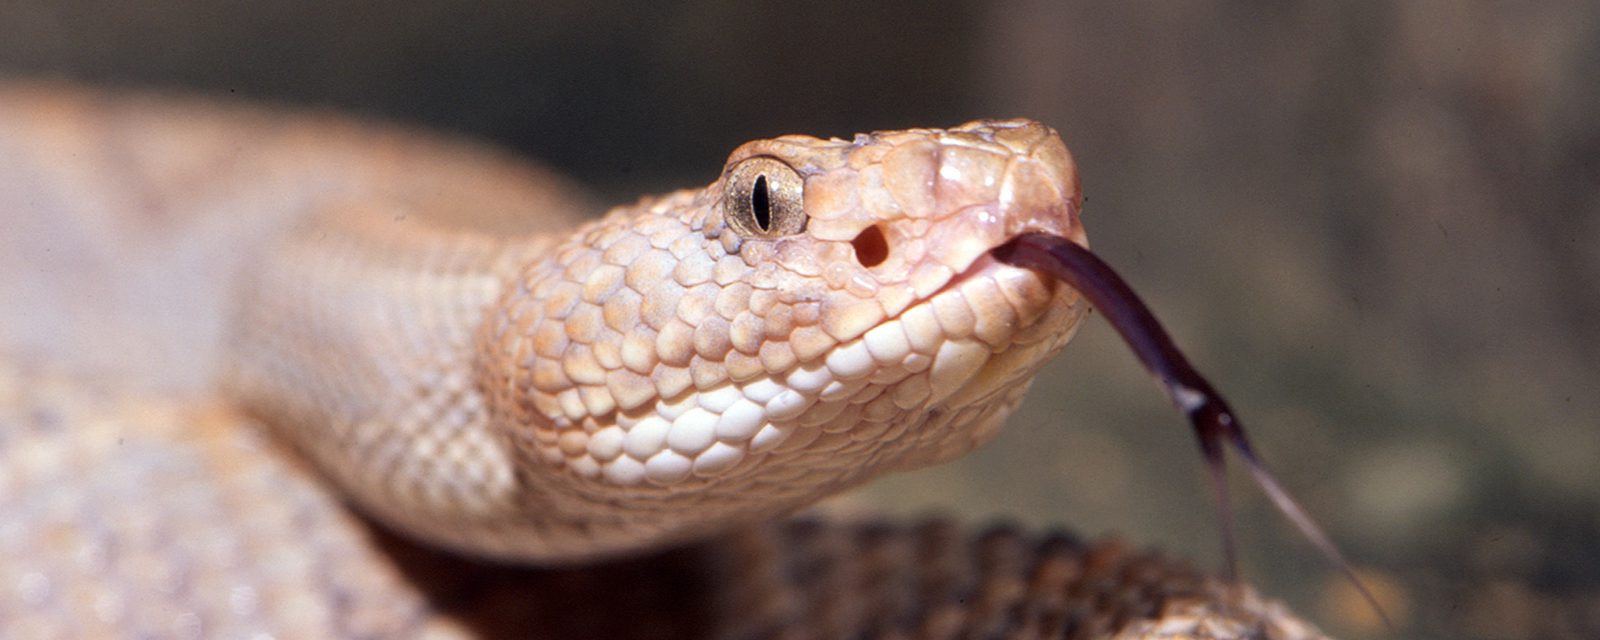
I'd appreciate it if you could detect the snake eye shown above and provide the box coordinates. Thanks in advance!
[724,156,805,238]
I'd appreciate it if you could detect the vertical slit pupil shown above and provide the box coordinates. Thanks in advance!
[751,175,771,231]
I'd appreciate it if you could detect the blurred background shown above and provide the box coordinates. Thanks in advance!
[2,1,1596,637]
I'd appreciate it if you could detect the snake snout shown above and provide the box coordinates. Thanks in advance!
[987,120,1083,247]
[903,120,1085,282]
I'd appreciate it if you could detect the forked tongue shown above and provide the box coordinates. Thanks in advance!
[992,232,1391,629]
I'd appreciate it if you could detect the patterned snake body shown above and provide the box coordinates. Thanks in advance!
[0,83,1331,637]
[3,82,1085,561]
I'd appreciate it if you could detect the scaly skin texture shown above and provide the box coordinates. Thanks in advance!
[223,104,1089,561]
[0,83,1327,637]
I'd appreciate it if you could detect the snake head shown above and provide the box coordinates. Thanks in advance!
[702,120,1089,463]
[482,120,1089,553]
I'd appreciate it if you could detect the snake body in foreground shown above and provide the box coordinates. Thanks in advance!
[0,83,1331,637]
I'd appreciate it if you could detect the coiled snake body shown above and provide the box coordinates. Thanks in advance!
[0,83,1326,638]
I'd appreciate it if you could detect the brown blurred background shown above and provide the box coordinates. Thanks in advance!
[3,1,1596,637]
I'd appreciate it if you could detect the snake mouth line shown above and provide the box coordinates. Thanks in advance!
[917,230,1069,312]
[861,230,1083,346]
[922,227,1084,310]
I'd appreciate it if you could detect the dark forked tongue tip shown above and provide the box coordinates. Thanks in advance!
[993,232,1395,631]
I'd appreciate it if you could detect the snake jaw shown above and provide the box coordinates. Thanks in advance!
[917,256,1080,410]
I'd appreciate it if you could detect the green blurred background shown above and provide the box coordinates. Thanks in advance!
[3,1,1596,637]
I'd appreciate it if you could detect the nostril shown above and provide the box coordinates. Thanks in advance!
[850,224,890,268]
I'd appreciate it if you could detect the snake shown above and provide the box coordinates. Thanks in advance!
[0,81,1342,637]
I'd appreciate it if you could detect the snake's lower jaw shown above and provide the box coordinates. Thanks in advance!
[890,261,1084,472]
[931,331,1062,411]
[925,256,1087,412]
